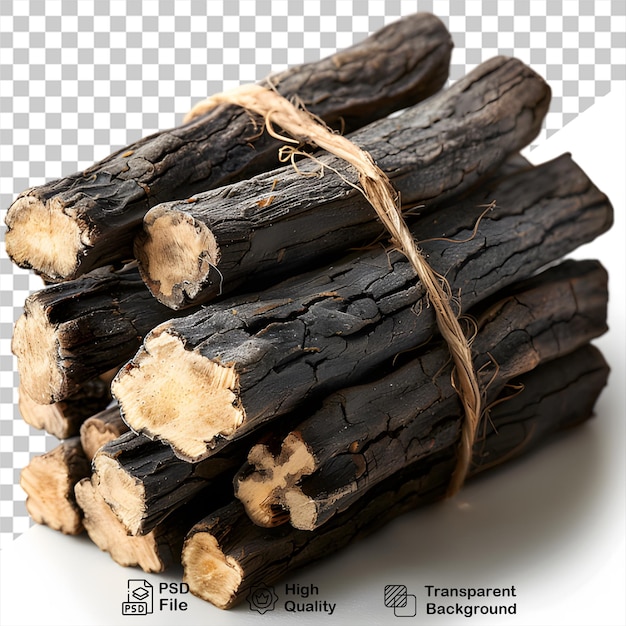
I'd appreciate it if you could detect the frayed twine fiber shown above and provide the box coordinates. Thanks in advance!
[186,84,482,497]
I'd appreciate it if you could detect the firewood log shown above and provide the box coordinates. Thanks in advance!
[112,155,613,462]
[75,478,173,572]
[233,259,608,529]
[4,12,452,282]
[74,475,232,573]
[91,430,247,535]
[17,374,113,438]
[19,437,90,535]
[181,344,609,609]
[11,263,185,404]
[135,56,550,309]
[79,405,128,460]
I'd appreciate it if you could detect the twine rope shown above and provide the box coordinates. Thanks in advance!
[186,85,482,496]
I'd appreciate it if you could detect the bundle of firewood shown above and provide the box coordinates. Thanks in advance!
[6,13,612,611]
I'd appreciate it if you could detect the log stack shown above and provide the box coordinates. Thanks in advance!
[5,13,613,611]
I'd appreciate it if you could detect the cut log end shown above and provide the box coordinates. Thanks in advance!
[234,433,318,529]
[19,439,88,535]
[112,329,244,461]
[5,194,83,281]
[80,408,128,460]
[92,453,146,535]
[80,421,111,460]
[12,305,64,405]
[182,532,243,610]
[18,386,68,438]
[136,206,221,310]
[74,478,165,573]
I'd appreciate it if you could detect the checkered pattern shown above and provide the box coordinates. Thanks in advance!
[1,0,624,550]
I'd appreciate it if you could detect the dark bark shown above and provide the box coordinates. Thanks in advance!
[136,56,550,309]
[113,154,613,461]
[11,154,530,406]
[4,12,453,282]
[11,263,187,404]
[182,344,609,609]
[100,258,605,537]
[91,430,249,535]
[20,437,91,535]
[233,259,608,529]
[76,473,232,572]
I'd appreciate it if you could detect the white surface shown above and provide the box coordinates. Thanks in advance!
[1,86,625,626]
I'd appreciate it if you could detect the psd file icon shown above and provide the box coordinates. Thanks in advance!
[122,579,154,615]
[384,584,417,617]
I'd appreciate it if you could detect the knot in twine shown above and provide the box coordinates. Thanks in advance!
[186,85,482,497]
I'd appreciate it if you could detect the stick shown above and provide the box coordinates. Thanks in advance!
[112,155,613,461]
[135,57,550,310]
[91,430,248,535]
[75,475,232,573]
[181,344,609,609]
[4,12,453,282]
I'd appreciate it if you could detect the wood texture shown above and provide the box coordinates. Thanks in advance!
[136,56,550,309]
[79,405,129,460]
[91,430,248,535]
[233,259,608,529]
[19,437,90,535]
[11,264,184,404]
[113,154,613,461]
[4,12,453,281]
[18,376,113,438]
[75,475,231,572]
[182,344,609,609]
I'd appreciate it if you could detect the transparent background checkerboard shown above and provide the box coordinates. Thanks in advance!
[1,0,625,549]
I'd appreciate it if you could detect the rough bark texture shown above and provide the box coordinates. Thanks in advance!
[4,12,453,282]
[182,344,609,609]
[88,260,606,537]
[112,154,613,461]
[18,376,113,439]
[79,405,129,460]
[75,475,232,572]
[11,263,185,404]
[76,477,168,572]
[75,477,226,573]
[233,259,608,529]
[136,57,550,309]
[10,153,528,406]
[19,437,91,535]
[91,430,249,535]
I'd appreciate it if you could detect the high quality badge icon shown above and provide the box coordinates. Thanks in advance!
[247,583,279,614]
